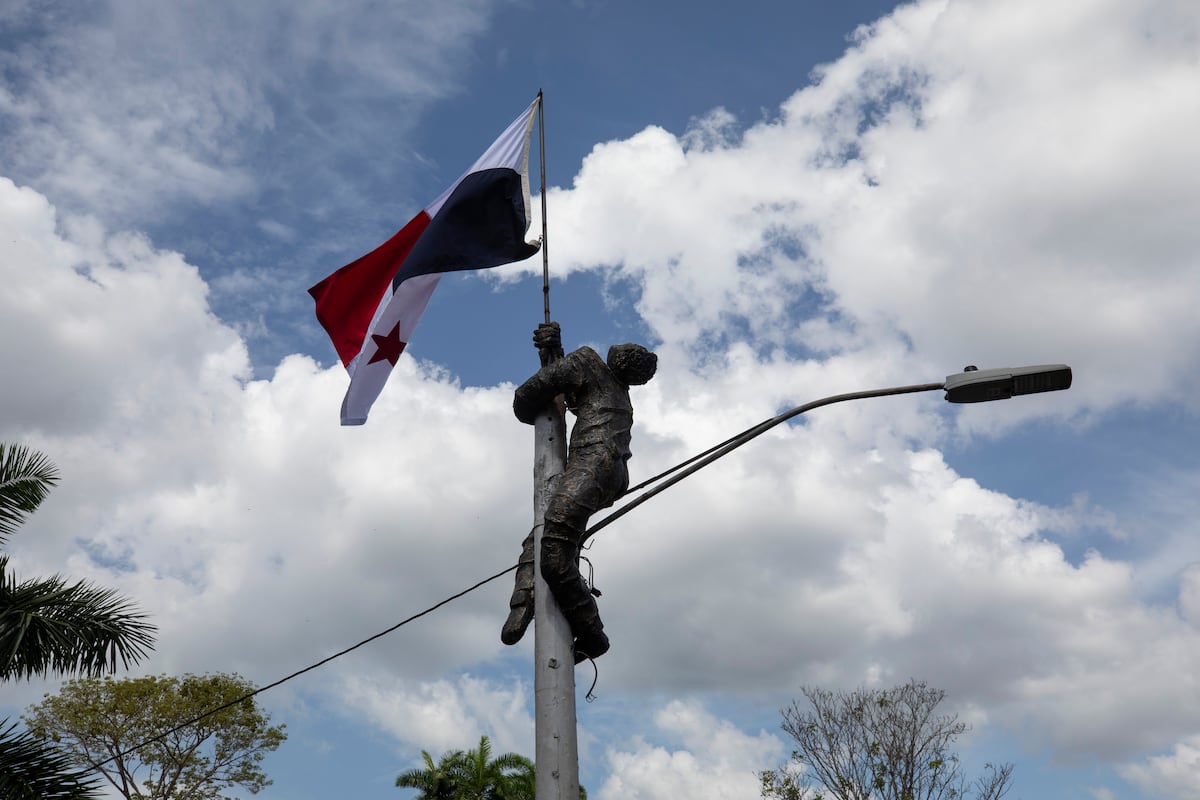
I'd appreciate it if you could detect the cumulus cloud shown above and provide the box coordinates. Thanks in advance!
[5,0,1200,796]
[0,179,248,437]
[501,0,1200,782]
[507,0,1200,434]
[589,426,1200,762]
[0,174,529,696]
[0,0,495,221]
[596,700,782,800]
[341,673,534,758]
[1179,564,1200,626]
[1120,736,1200,800]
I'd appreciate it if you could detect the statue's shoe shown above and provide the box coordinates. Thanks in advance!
[501,598,534,645]
[573,629,610,663]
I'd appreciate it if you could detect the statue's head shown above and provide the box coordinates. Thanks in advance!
[607,343,658,386]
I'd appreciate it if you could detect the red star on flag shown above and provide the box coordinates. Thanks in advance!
[367,322,406,366]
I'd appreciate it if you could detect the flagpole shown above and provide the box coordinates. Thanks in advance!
[530,90,581,800]
[538,90,551,326]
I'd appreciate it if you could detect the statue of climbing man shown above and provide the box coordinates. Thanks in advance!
[502,321,658,661]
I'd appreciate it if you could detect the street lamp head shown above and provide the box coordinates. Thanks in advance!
[944,364,1072,403]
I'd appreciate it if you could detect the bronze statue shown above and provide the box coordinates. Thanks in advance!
[502,322,658,661]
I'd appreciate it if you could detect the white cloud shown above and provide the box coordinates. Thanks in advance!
[6,151,1200,775]
[341,673,534,759]
[509,0,1200,435]
[491,6,1200,769]
[5,0,1200,795]
[1120,736,1200,800]
[0,0,495,220]
[0,177,249,438]
[0,174,529,690]
[597,700,782,800]
[591,428,1200,759]
[1179,564,1200,626]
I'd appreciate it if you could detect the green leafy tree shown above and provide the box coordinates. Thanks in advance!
[1,443,157,800]
[761,680,1013,800]
[24,673,286,800]
[396,736,584,800]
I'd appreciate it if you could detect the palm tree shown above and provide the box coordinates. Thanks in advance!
[495,759,536,800]
[451,736,532,800]
[396,736,585,800]
[0,719,97,799]
[495,759,587,800]
[0,443,157,799]
[396,748,464,800]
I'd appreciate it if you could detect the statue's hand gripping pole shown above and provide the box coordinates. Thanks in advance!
[535,321,565,367]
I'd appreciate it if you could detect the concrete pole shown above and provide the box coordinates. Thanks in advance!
[532,399,580,800]
[531,90,578,800]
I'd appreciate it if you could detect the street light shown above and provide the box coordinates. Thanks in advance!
[584,363,1073,543]
[944,364,1072,403]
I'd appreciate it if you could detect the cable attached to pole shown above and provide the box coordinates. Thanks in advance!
[92,563,518,770]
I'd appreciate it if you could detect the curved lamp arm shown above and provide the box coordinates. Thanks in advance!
[585,362,1073,543]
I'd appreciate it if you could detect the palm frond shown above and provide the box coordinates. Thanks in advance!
[0,443,60,546]
[0,718,100,799]
[0,558,156,680]
[491,752,533,772]
[396,748,465,800]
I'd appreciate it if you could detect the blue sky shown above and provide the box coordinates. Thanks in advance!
[3,1,1200,798]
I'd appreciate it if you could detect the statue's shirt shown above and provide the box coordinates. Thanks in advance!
[514,346,634,460]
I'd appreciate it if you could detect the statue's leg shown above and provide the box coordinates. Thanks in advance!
[537,450,628,662]
[501,529,536,645]
[541,456,616,661]
[541,522,609,662]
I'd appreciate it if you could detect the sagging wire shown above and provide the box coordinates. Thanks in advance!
[94,562,519,770]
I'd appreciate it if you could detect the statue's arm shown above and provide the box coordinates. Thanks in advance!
[513,353,584,424]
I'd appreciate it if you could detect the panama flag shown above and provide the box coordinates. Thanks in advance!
[309,97,542,425]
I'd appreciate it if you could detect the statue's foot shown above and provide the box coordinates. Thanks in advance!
[501,599,534,645]
[573,629,610,663]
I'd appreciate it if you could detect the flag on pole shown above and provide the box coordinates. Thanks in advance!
[309,97,542,425]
